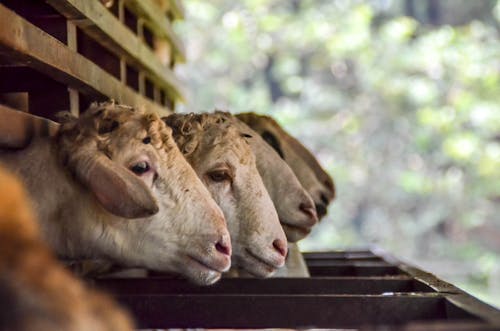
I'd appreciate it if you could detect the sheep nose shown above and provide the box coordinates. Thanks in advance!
[215,234,231,256]
[320,192,330,205]
[299,202,318,225]
[316,202,327,218]
[272,239,288,258]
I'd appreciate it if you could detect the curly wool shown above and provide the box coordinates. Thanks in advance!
[56,101,174,166]
[165,112,242,157]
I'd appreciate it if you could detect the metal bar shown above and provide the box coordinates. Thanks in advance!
[112,294,480,329]
[308,265,404,277]
[306,260,392,267]
[94,277,434,295]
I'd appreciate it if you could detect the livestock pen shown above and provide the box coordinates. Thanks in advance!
[0,0,499,330]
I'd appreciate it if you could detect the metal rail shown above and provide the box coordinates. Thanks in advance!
[92,249,500,330]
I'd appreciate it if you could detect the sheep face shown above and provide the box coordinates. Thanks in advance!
[236,113,335,219]
[56,103,231,285]
[165,113,288,277]
[221,114,317,242]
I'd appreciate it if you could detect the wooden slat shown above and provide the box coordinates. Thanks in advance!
[44,0,184,103]
[124,0,186,63]
[0,4,170,116]
[168,0,185,20]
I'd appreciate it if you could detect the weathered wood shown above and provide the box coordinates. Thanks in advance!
[0,104,60,149]
[168,0,184,20]
[0,4,170,116]
[124,0,186,62]
[44,0,184,102]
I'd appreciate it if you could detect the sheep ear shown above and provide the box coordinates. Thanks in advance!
[75,154,159,219]
[0,105,59,149]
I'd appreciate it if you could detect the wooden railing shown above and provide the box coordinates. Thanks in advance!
[0,0,184,118]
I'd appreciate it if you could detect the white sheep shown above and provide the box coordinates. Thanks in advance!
[210,112,319,277]
[165,113,288,277]
[214,112,318,244]
[0,102,231,285]
[236,113,335,218]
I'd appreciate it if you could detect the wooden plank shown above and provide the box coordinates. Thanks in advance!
[169,0,185,20]
[155,0,185,20]
[124,0,186,63]
[0,4,170,116]
[44,0,184,102]
[111,294,480,328]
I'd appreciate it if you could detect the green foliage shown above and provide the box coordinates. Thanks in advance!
[176,0,500,307]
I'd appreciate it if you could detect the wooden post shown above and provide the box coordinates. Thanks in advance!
[67,20,79,116]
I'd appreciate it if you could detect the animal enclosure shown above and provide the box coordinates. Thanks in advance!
[1,0,500,330]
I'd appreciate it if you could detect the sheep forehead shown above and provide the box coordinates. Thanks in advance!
[203,126,253,163]
[62,102,174,151]
[172,113,253,163]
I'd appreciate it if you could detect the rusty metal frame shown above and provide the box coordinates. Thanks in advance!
[91,249,500,330]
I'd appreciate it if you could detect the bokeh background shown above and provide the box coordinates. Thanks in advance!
[174,0,500,307]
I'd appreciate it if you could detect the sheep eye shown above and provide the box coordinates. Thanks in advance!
[130,161,150,175]
[207,170,231,183]
[142,137,151,144]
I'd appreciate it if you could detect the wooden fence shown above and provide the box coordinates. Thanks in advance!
[0,0,184,119]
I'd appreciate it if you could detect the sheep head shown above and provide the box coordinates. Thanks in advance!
[165,112,288,277]
[236,113,335,219]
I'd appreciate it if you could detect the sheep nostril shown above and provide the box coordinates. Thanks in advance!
[300,203,318,222]
[320,193,329,205]
[316,203,327,218]
[272,239,288,258]
[215,240,231,256]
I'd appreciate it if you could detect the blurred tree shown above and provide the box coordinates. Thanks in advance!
[175,0,500,307]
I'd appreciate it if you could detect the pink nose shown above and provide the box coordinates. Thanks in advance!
[272,239,288,258]
[215,236,231,256]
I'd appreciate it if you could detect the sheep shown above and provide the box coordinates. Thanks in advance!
[193,112,317,277]
[164,113,288,277]
[0,102,231,286]
[236,113,335,218]
[0,164,134,331]
[216,112,318,244]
